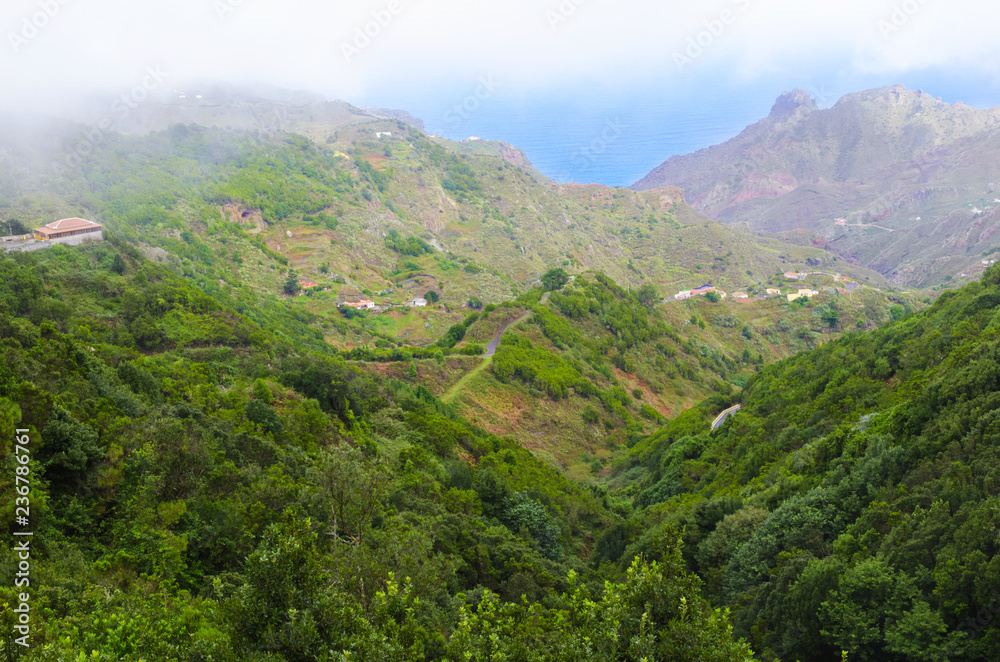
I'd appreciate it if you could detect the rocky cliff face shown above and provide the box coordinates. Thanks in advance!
[497,141,533,170]
[633,85,1000,287]
[768,88,818,121]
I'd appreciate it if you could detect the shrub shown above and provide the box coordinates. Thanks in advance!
[640,403,661,421]
[492,335,580,400]
[385,230,433,256]
[252,378,273,404]
[246,400,282,436]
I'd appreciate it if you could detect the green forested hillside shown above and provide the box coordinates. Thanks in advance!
[0,244,752,660]
[0,117,893,349]
[606,263,1000,660]
[367,270,916,479]
[0,111,959,662]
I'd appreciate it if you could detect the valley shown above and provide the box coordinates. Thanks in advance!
[0,82,995,661]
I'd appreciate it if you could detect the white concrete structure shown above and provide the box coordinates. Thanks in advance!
[787,289,819,302]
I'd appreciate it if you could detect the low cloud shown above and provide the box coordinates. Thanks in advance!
[1,0,999,114]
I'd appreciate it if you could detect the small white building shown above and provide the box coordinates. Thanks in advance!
[411,297,427,307]
[787,289,819,303]
[344,299,375,309]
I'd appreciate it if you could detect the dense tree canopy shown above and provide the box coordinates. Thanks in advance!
[607,264,1000,661]
[0,246,750,660]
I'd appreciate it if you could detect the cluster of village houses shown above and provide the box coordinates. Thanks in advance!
[958,259,998,278]
[298,282,428,311]
[336,296,428,312]
[327,286,428,312]
[670,271,862,304]
[297,269,434,312]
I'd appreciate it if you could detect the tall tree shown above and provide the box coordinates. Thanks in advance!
[284,269,301,295]
[541,268,569,291]
[636,282,659,308]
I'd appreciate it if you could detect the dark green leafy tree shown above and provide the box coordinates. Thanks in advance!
[39,406,102,492]
[503,492,563,560]
[284,270,301,295]
[308,444,389,546]
[636,282,659,308]
[3,219,29,235]
[246,399,283,436]
[541,268,569,291]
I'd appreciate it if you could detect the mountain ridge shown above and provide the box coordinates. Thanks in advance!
[633,84,1000,287]
[0,109,895,352]
[60,82,425,141]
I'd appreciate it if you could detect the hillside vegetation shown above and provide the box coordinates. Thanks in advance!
[0,114,892,350]
[368,271,918,479]
[602,262,1000,660]
[0,96,967,661]
[0,243,756,660]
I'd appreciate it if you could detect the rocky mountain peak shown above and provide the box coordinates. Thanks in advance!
[769,89,818,121]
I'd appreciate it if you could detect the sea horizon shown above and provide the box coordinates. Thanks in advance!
[359,70,1000,187]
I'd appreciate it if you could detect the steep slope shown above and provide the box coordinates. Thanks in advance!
[0,112,892,351]
[605,263,1000,660]
[0,242,757,660]
[634,85,1000,287]
[360,271,918,480]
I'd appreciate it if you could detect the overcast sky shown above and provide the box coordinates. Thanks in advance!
[5,0,1000,183]
[4,0,999,108]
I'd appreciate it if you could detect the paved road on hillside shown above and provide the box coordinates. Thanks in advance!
[484,292,550,357]
[485,312,531,357]
[711,404,741,429]
[444,293,551,403]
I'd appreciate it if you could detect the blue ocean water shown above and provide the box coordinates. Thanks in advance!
[384,85,773,187]
[360,70,1000,188]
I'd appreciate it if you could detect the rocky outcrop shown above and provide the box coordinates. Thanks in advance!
[631,85,1000,286]
[497,141,533,170]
